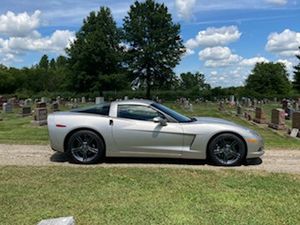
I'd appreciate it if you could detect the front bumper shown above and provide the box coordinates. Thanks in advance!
[247,147,264,158]
[246,134,265,159]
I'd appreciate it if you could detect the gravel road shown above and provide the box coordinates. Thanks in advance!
[0,144,299,174]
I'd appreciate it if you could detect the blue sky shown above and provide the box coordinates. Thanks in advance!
[0,0,299,87]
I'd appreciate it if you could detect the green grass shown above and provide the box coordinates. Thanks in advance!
[0,102,299,149]
[0,166,299,225]
[0,110,49,144]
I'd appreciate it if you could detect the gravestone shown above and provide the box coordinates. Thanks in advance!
[95,97,104,104]
[8,97,18,108]
[36,102,47,108]
[292,112,300,129]
[24,98,32,106]
[37,216,75,225]
[290,128,299,138]
[218,101,225,112]
[253,99,257,108]
[81,96,86,104]
[51,102,59,112]
[2,103,12,113]
[253,107,267,124]
[56,96,61,104]
[124,96,128,100]
[244,112,252,121]
[229,95,235,105]
[32,102,47,126]
[20,106,31,117]
[246,98,252,107]
[188,103,193,112]
[236,104,242,116]
[41,97,47,103]
[282,99,292,119]
[268,109,286,130]
[293,102,299,111]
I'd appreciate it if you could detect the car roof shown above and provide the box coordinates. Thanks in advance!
[113,99,155,105]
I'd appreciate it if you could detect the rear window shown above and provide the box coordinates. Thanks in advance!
[71,103,110,116]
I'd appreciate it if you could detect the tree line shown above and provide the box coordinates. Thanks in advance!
[0,0,300,99]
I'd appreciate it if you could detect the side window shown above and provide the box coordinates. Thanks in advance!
[117,105,161,121]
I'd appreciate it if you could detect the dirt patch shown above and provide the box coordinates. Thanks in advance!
[0,144,299,174]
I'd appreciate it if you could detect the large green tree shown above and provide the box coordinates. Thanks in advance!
[293,47,300,92]
[66,7,124,94]
[123,0,185,99]
[245,62,291,96]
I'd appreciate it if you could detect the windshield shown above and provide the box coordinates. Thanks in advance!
[152,103,193,123]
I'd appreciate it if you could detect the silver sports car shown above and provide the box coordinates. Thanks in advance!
[47,99,264,166]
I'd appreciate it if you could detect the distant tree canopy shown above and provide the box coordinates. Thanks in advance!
[66,7,126,94]
[180,72,210,91]
[293,47,300,92]
[245,62,291,96]
[123,0,185,99]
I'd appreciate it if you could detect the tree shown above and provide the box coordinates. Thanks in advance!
[49,58,56,70]
[245,62,291,96]
[123,0,185,99]
[38,55,49,70]
[180,72,210,91]
[293,47,300,92]
[66,7,123,94]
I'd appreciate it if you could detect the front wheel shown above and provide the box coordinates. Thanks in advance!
[67,130,104,164]
[208,133,246,166]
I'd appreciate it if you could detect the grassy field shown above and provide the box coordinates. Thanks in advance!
[0,166,299,225]
[0,102,299,149]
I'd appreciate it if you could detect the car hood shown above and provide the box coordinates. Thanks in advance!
[193,117,237,126]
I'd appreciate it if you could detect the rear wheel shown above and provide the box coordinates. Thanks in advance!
[208,133,246,166]
[67,130,104,164]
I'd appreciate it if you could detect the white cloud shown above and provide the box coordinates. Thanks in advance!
[276,59,294,73]
[175,0,197,20]
[185,26,241,55]
[199,46,242,67]
[265,0,288,5]
[0,10,41,37]
[0,10,76,64]
[0,30,75,54]
[211,71,218,76]
[266,29,300,57]
[240,57,269,66]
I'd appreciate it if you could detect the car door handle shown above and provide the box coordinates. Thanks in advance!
[109,119,114,126]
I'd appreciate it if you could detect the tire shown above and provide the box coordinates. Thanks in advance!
[67,130,105,164]
[208,133,246,166]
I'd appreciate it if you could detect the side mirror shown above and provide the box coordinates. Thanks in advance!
[153,117,167,126]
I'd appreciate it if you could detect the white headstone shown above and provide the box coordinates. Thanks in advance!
[41,97,47,103]
[95,97,104,104]
[230,95,235,104]
[290,128,299,138]
[2,103,12,113]
[37,216,75,225]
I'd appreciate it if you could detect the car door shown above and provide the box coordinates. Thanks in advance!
[111,104,184,157]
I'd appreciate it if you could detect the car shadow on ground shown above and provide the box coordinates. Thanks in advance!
[50,152,263,167]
